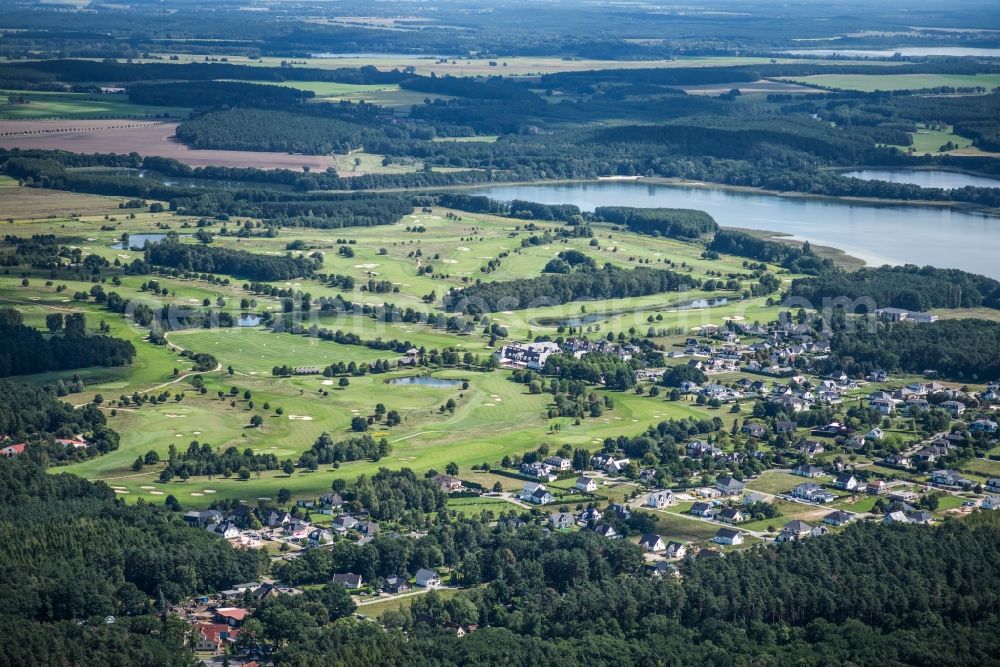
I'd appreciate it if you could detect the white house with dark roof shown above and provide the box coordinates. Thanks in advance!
[638,534,666,552]
[714,527,744,545]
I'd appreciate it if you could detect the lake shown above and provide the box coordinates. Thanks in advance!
[473,181,1000,278]
[784,47,1000,57]
[388,376,464,388]
[842,169,1000,190]
[111,233,188,250]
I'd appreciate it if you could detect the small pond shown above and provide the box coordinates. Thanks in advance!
[388,376,464,388]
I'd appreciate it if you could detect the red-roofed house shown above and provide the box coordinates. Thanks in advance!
[1,444,26,457]
[214,607,249,626]
[195,623,240,653]
[56,437,88,449]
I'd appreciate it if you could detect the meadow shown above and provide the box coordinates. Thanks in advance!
[781,73,1000,92]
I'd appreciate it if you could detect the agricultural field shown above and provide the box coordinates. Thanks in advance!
[780,73,1000,92]
[0,120,339,171]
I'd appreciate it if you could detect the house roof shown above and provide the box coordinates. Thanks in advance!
[215,608,248,621]
[638,533,663,547]
[716,527,741,538]
[416,568,439,580]
[784,520,812,533]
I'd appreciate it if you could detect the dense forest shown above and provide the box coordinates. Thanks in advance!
[830,318,1000,380]
[263,512,1000,666]
[709,230,831,274]
[144,236,321,281]
[594,207,718,240]
[789,265,1000,310]
[0,380,111,442]
[0,308,135,378]
[445,265,700,314]
[0,457,265,667]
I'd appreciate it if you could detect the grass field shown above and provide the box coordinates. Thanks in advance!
[648,511,722,543]
[0,91,187,120]
[0,176,133,219]
[782,73,1000,92]
[746,470,809,495]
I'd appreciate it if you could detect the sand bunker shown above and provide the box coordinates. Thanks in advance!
[149,491,164,495]
[287,415,314,421]
[354,263,379,269]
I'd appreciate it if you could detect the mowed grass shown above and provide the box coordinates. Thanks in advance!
[0,176,133,219]
[0,197,791,508]
[782,73,1000,92]
[648,511,721,543]
[746,470,810,495]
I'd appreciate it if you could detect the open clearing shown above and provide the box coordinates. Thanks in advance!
[0,91,187,120]
[0,120,337,171]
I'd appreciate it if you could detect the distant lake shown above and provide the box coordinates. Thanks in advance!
[237,315,261,327]
[111,233,188,250]
[473,181,1000,279]
[785,47,1000,57]
[843,169,1000,190]
[388,376,463,388]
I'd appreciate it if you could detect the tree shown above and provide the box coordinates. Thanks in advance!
[164,494,181,511]
[282,460,295,476]
[445,462,459,476]
[277,488,292,504]
[338,377,350,388]
[351,416,367,432]
[249,414,263,428]
[45,313,64,333]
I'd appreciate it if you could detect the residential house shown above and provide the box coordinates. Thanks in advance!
[575,476,598,493]
[579,507,602,523]
[332,515,359,534]
[214,608,249,627]
[647,561,680,578]
[664,541,688,559]
[981,496,1000,511]
[544,456,573,471]
[594,524,619,539]
[742,422,767,438]
[792,464,825,478]
[195,623,238,653]
[870,398,896,415]
[823,510,854,527]
[714,527,744,546]
[307,528,333,546]
[282,520,311,539]
[209,521,241,540]
[332,573,363,589]
[549,512,576,530]
[834,474,860,491]
[940,400,967,417]
[971,419,999,434]
[384,576,410,594]
[931,469,970,488]
[432,474,464,493]
[883,511,910,525]
[791,483,835,503]
[521,482,555,505]
[714,477,745,496]
[638,534,666,552]
[797,441,826,458]
[265,510,291,528]
[690,502,715,518]
[646,490,675,509]
[0,444,26,457]
[985,478,1000,494]
[866,480,889,495]
[494,341,561,370]
[906,510,934,525]
[866,428,885,441]
[717,507,745,524]
[780,520,814,540]
[184,510,223,528]
[415,568,441,588]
